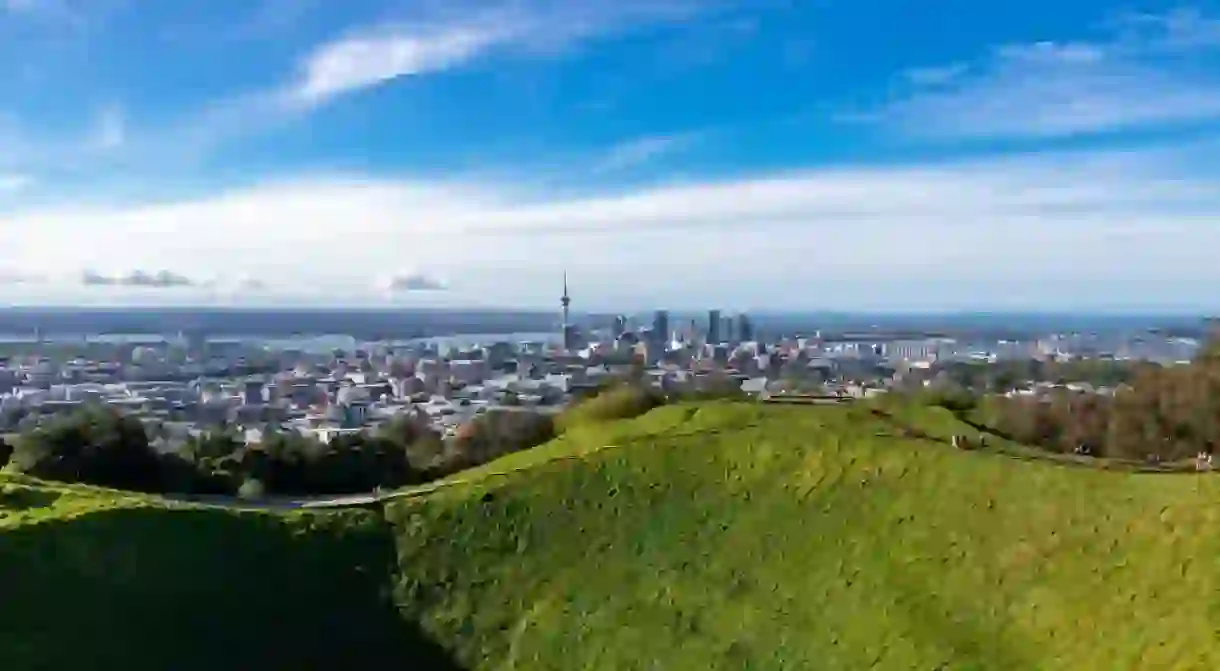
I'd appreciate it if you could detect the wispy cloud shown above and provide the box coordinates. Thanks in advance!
[592,133,700,173]
[286,1,712,106]
[291,22,512,105]
[380,273,448,292]
[81,269,196,288]
[864,8,1220,139]
[1115,7,1220,50]
[3,141,1220,310]
[0,104,127,176]
[1,1,724,180]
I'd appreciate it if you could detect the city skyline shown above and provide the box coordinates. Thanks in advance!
[3,2,1220,310]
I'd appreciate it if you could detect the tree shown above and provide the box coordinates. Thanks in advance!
[237,477,266,501]
[0,436,11,469]
[558,384,663,432]
[9,405,165,492]
[448,410,556,472]
[378,413,431,451]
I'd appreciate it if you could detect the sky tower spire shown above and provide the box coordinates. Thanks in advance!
[561,271,574,351]
[562,271,570,310]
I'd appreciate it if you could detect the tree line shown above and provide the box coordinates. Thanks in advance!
[0,404,559,499]
[916,343,1220,463]
[0,378,732,498]
[925,358,1142,393]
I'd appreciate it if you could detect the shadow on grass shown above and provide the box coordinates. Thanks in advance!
[0,506,464,671]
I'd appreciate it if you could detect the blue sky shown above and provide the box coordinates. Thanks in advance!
[3,0,1220,312]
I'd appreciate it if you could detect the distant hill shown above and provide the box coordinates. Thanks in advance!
[4,401,1220,669]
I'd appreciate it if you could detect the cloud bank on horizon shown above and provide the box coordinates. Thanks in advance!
[2,0,1220,312]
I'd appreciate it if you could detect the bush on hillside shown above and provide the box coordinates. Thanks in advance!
[7,405,448,497]
[558,385,664,432]
[9,405,166,492]
[446,410,557,472]
[237,477,266,501]
[237,429,425,496]
[0,437,11,469]
[377,413,434,450]
[403,431,447,474]
[913,385,978,414]
[670,373,752,402]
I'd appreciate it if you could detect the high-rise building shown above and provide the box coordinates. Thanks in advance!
[738,313,754,343]
[708,309,722,344]
[723,316,735,344]
[653,310,670,347]
[613,314,628,338]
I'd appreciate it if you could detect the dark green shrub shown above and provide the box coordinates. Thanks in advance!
[557,385,664,432]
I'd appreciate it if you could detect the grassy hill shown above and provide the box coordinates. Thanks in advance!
[386,400,1220,670]
[5,401,1220,669]
[0,474,460,671]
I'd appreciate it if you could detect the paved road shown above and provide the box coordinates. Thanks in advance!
[163,492,383,511]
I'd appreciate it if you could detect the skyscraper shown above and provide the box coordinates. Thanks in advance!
[738,313,754,343]
[613,314,628,338]
[707,309,722,344]
[653,310,669,347]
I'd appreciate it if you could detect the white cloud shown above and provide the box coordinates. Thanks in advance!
[292,23,513,104]
[0,104,126,176]
[286,1,711,105]
[379,273,448,292]
[81,269,195,288]
[0,1,718,176]
[3,142,1220,311]
[1116,7,1220,51]
[592,133,699,172]
[868,10,1220,139]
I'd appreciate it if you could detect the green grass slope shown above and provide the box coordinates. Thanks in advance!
[0,475,460,671]
[7,401,1220,670]
[385,401,1220,670]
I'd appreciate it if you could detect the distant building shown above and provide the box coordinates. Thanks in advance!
[342,401,369,428]
[708,309,722,344]
[243,380,265,405]
[613,314,628,338]
[738,314,754,343]
[652,310,670,349]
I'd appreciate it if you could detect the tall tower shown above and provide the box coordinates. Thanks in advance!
[561,272,574,351]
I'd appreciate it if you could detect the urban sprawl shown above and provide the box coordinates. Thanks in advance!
[0,286,1202,451]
